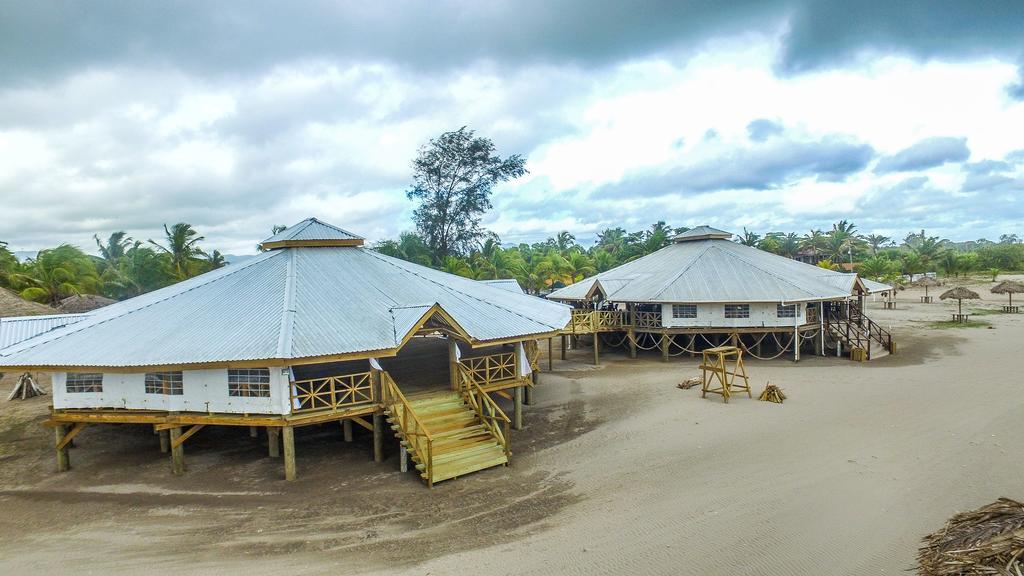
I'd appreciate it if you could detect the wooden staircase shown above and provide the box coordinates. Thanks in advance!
[825,302,895,360]
[381,372,510,486]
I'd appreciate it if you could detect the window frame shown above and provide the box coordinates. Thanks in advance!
[144,371,184,396]
[228,368,271,398]
[66,372,103,394]
[671,304,697,319]
[724,304,750,319]
[776,304,797,318]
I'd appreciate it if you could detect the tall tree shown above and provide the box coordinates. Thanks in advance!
[865,234,892,256]
[149,223,207,281]
[94,231,133,270]
[13,244,100,304]
[407,127,527,261]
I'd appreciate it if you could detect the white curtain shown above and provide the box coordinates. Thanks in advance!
[368,357,383,371]
[518,343,532,376]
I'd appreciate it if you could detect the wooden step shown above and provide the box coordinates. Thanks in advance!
[421,448,509,483]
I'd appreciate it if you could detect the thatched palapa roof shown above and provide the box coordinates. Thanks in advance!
[914,277,942,287]
[57,294,117,313]
[940,287,981,301]
[0,288,56,318]
[990,280,1024,295]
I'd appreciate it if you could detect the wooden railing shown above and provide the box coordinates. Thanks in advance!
[568,309,632,332]
[633,310,662,329]
[379,371,436,486]
[461,352,517,388]
[524,340,540,372]
[570,309,595,332]
[289,371,374,413]
[826,303,894,359]
[457,364,511,459]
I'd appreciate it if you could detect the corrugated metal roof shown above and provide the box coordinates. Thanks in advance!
[673,225,733,242]
[0,236,570,369]
[260,217,363,245]
[479,279,525,294]
[0,314,91,349]
[862,278,894,293]
[548,239,857,304]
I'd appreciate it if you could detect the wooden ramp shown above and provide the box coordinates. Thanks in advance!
[387,391,509,485]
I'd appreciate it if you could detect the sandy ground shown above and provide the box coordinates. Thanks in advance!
[0,276,1021,575]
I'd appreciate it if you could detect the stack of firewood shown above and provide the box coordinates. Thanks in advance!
[758,382,786,403]
[6,372,46,400]
[677,376,701,390]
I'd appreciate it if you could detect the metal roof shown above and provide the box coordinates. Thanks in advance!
[0,314,91,349]
[672,225,733,242]
[479,279,525,294]
[0,225,570,369]
[861,278,894,293]
[258,217,364,249]
[549,238,857,304]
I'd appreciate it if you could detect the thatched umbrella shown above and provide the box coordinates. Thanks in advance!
[940,286,981,317]
[915,276,941,300]
[991,280,1024,308]
[917,497,1024,575]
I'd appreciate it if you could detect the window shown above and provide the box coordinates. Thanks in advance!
[671,304,697,319]
[724,304,750,319]
[777,304,797,318]
[229,368,271,398]
[66,373,103,393]
[145,371,183,395]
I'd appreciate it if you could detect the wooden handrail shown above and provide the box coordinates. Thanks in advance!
[380,372,435,485]
[457,364,511,458]
[290,371,374,413]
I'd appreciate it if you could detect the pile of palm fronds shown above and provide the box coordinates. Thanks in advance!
[6,372,47,400]
[917,498,1024,575]
[758,382,786,403]
[677,376,701,390]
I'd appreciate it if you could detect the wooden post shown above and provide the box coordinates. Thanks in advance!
[793,324,800,362]
[372,412,384,463]
[159,429,170,453]
[628,329,637,359]
[282,425,296,481]
[342,419,353,442]
[560,334,567,360]
[661,333,669,362]
[592,332,600,365]
[399,444,408,473]
[547,337,553,371]
[525,372,537,405]
[54,424,70,472]
[448,337,459,391]
[169,427,185,476]
[513,385,524,431]
[249,426,258,439]
[268,427,281,457]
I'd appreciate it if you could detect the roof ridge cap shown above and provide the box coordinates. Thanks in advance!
[276,248,298,359]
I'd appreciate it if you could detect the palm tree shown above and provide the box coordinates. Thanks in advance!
[758,234,781,254]
[205,250,227,270]
[865,234,892,256]
[13,245,100,304]
[800,229,828,257]
[911,234,948,270]
[596,227,627,254]
[554,231,576,254]
[738,228,761,247]
[441,256,473,278]
[858,256,895,281]
[643,222,673,253]
[149,223,207,281]
[778,233,800,258]
[94,231,133,269]
[816,259,841,271]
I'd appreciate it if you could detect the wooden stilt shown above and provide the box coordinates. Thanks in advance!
[592,332,600,365]
[249,426,258,438]
[342,419,353,442]
[372,412,384,463]
[560,334,567,360]
[399,444,408,473]
[513,385,524,431]
[661,333,670,362]
[268,427,280,457]
[793,325,800,362]
[548,337,553,371]
[282,426,296,481]
[159,429,170,453]
[524,372,537,405]
[54,424,70,472]
[628,329,637,359]
[169,427,185,476]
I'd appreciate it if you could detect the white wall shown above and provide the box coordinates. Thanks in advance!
[660,302,807,329]
[52,368,291,415]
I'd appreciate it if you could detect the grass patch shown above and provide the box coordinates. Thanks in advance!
[927,319,991,329]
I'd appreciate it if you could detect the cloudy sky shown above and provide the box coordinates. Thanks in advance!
[2,1,1023,255]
